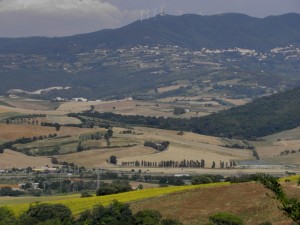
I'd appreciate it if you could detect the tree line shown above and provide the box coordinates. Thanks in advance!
[0,134,57,154]
[1,114,46,126]
[0,200,182,225]
[121,159,237,169]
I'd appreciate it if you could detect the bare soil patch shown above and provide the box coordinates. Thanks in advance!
[0,124,55,140]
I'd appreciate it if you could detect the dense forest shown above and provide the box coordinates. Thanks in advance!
[73,86,300,139]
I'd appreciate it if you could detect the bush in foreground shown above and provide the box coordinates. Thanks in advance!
[208,212,244,225]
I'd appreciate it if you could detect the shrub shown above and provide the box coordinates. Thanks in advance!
[161,218,183,225]
[0,206,17,225]
[173,107,185,115]
[191,175,213,185]
[0,187,24,196]
[135,209,162,225]
[209,212,244,225]
[109,155,117,164]
[28,189,42,197]
[26,203,72,223]
[77,200,135,225]
[81,191,93,198]
[96,180,132,196]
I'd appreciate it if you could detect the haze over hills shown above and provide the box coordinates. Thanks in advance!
[0,13,300,53]
[0,13,299,100]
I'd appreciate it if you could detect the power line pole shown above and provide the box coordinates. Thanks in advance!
[96,168,100,190]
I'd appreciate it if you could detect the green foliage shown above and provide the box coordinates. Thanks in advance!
[77,200,135,225]
[144,141,170,151]
[96,180,132,196]
[135,209,162,225]
[36,218,63,225]
[189,87,300,139]
[191,175,223,185]
[225,174,259,183]
[26,203,72,223]
[0,201,182,225]
[258,174,300,224]
[161,218,183,225]
[0,206,17,225]
[80,191,93,198]
[109,155,117,164]
[191,175,213,185]
[0,187,23,196]
[28,189,42,197]
[173,107,186,116]
[209,212,244,225]
[159,177,185,186]
[104,128,113,140]
[76,142,83,152]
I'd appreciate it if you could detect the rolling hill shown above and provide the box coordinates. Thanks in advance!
[77,86,300,139]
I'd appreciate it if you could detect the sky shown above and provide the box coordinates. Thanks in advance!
[0,0,299,37]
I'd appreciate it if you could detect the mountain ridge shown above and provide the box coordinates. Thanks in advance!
[0,13,300,54]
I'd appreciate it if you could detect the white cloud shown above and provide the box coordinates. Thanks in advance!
[0,0,138,37]
[0,0,118,14]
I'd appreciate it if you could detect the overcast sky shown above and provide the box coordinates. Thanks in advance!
[0,0,299,37]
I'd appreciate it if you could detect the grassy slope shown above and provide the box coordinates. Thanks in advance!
[3,183,230,216]
[131,182,299,225]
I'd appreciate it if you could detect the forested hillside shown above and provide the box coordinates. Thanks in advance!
[75,87,300,139]
[189,87,300,139]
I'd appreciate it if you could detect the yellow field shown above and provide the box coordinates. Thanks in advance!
[5,182,230,216]
[279,174,300,182]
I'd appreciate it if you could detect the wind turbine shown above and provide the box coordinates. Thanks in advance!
[160,3,166,15]
[153,9,157,18]
[140,11,144,21]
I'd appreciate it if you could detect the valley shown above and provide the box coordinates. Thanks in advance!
[0,96,299,175]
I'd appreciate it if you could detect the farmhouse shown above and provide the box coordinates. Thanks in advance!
[72,97,88,102]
